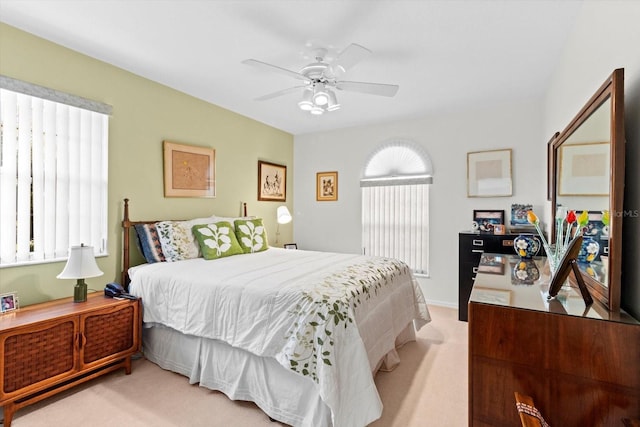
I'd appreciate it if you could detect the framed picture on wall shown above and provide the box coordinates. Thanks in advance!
[163,141,216,198]
[258,161,287,201]
[316,171,338,201]
[467,149,512,197]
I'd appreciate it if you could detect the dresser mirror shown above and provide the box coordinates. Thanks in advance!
[550,68,624,311]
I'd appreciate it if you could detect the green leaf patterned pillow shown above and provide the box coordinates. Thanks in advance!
[235,218,269,253]
[192,221,244,260]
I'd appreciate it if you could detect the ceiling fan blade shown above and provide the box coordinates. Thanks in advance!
[332,44,372,73]
[254,86,306,101]
[335,81,399,97]
[242,59,309,82]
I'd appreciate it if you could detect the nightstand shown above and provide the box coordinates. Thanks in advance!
[0,292,141,426]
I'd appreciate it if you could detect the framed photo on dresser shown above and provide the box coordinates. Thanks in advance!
[1,292,18,313]
[473,210,505,234]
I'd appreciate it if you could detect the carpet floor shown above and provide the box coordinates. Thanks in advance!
[5,305,468,427]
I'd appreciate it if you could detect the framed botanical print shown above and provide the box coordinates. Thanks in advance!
[258,161,286,201]
[163,141,216,198]
[316,171,338,201]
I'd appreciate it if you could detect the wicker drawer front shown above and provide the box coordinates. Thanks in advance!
[83,306,134,364]
[2,320,75,394]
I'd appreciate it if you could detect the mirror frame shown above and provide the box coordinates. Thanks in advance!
[550,68,625,312]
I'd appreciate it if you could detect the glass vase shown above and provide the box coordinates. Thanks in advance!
[545,243,566,276]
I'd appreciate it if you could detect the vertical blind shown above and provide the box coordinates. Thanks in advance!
[361,183,429,274]
[0,88,108,266]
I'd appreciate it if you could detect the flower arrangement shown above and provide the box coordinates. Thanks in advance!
[526,208,589,274]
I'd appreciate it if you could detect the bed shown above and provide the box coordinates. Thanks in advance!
[121,199,431,427]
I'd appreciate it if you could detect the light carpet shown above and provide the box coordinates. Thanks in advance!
[5,305,468,427]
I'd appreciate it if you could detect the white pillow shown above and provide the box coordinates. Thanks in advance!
[156,216,217,261]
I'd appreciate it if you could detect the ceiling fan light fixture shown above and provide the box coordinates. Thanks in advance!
[326,90,341,111]
[310,106,324,115]
[313,84,329,106]
[298,100,313,111]
[298,88,314,111]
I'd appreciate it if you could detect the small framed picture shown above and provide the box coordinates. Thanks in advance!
[473,210,505,234]
[494,224,506,235]
[1,292,18,313]
[283,243,298,250]
[510,204,534,226]
[316,171,338,201]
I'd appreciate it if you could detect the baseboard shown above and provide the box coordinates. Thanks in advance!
[424,299,457,309]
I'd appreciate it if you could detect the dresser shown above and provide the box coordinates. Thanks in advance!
[0,293,141,426]
[458,232,520,321]
[468,254,640,426]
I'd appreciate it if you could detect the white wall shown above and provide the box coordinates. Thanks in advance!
[294,99,545,307]
[543,1,640,318]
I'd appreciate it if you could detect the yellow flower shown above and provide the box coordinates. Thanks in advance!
[602,210,610,226]
[527,211,539,225]
[577,210,589,227]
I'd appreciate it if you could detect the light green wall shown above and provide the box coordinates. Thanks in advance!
[0,23,294,306]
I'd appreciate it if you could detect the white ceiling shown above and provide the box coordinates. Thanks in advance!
[0,1,582,136]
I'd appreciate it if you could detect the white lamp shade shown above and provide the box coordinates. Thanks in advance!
[277,206,292,224]
[57,244,104,279]
[313,83,329,106]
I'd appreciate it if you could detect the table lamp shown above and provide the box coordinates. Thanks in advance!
[57,244,104,303]
[275,206,292,244]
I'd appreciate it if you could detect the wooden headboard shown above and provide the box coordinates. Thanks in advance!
[121,198,248,289]
[121,198,160,288]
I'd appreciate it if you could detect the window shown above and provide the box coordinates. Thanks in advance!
[0,76,110,267]
[361,140,432,275]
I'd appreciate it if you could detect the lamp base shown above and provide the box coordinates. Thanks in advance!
[74,279,88,303]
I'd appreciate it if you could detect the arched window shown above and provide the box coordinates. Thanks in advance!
[361,140,432,275]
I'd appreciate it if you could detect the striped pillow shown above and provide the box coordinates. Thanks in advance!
[134,223,166,263]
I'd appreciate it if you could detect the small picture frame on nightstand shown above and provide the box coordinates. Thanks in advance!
[1,292,18,313]
[284,243,298,250]
[494,224,506,235]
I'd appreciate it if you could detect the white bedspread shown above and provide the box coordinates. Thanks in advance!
[128,248,430,427]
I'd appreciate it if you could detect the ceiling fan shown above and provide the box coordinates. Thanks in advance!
[242,43,399,115]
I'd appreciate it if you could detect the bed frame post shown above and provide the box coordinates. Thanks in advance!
[122,198,131,288]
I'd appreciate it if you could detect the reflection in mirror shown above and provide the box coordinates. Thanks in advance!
[551,68,624,311]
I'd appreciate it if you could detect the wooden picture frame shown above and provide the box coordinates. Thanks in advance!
[547,132,559,201]
[558,142,609,196]
[493,224,506,235]
[258,161,286,201]
[1,292,18,313]
[467,149,512,197]
[548,235,593,307]
[316,171,338,201]
[473,209,505,234]
[163,141,215,198]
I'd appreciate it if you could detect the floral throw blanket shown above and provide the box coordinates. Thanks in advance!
[129,249,430,427]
